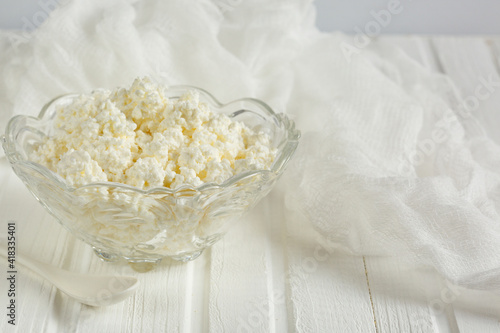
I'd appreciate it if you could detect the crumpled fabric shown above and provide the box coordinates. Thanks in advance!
[1,0,500,291]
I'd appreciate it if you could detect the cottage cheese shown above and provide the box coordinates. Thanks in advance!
[31,77,276,190]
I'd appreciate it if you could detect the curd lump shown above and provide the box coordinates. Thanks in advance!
[31,78,277,190]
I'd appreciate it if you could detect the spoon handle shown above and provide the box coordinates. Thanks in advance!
[0,241,140,306]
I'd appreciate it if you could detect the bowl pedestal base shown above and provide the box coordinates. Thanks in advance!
[92,246,204,272]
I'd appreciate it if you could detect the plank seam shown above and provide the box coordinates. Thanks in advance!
[363,256,379,333]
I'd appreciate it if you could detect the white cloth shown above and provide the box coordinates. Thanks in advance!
[1,0,500,291]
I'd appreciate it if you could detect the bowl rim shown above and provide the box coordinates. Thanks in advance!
[3,85,300,195]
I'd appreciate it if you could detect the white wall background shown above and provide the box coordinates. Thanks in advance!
[315,0,500,34]
[0,0,56,31]
[0,0,499,34]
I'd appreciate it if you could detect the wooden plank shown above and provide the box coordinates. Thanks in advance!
[206,187,376,332]
[283,205,376,332]
[74,259,191,333]
[207,194,284,333]
[364,257,449,333]
[207,191,315,333]
[430,36,500,333]
[360,35,450,333]
[254,190,291,333]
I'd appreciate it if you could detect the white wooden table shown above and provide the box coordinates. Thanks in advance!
[1,35,500,333]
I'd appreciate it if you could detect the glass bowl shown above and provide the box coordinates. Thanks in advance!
[2,86,300,271]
